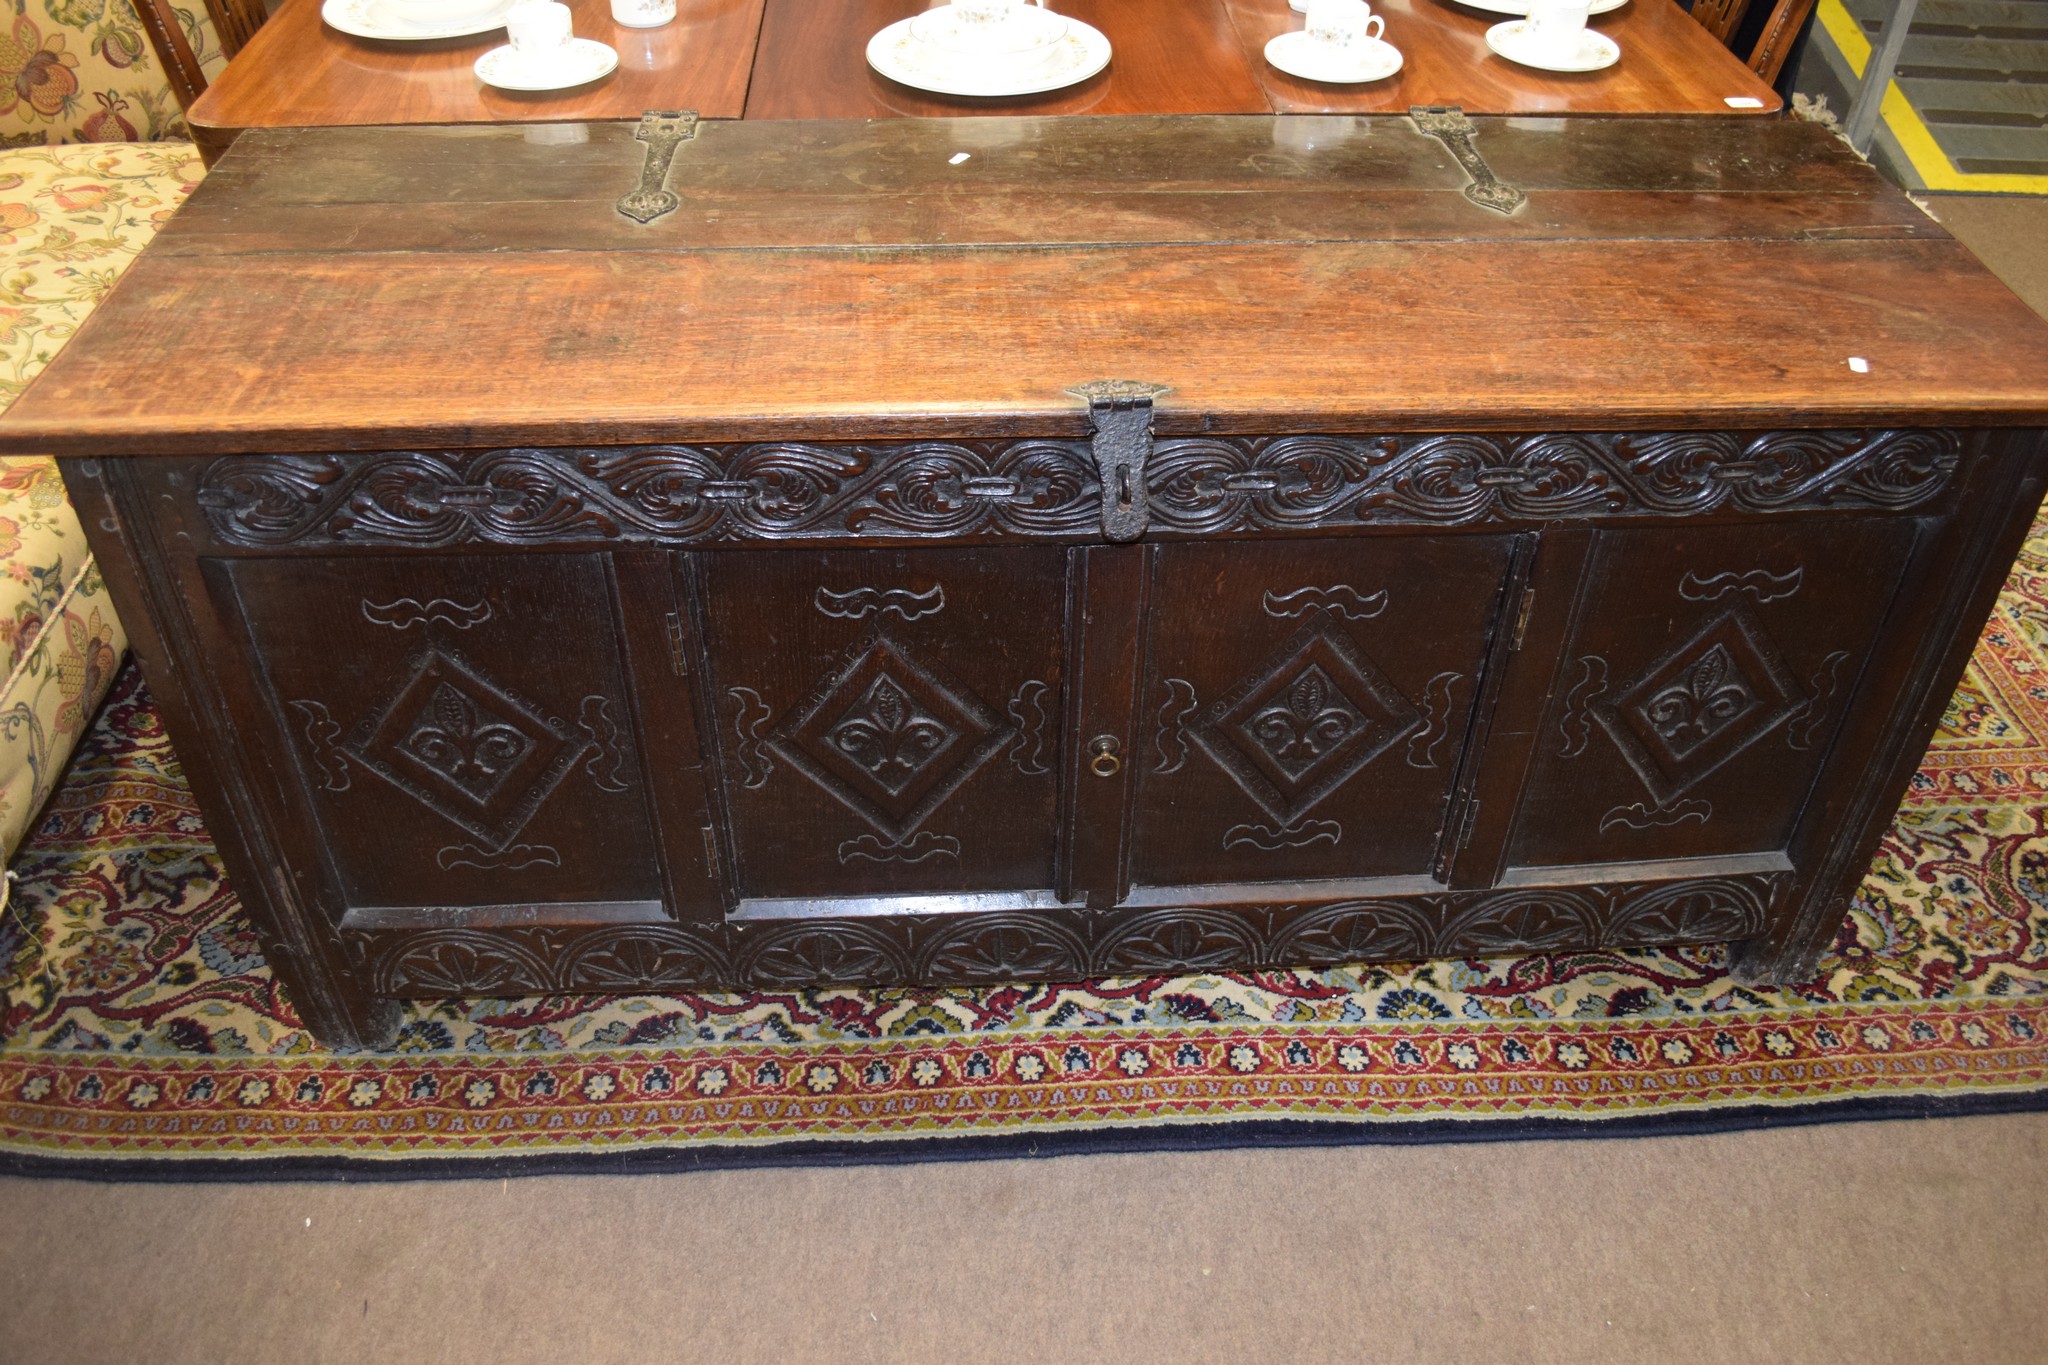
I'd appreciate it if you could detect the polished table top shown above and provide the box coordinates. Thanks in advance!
[188,0,1782,154]
[188,0,766,152]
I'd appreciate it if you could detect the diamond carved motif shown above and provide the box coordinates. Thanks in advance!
[1192,615,1422,826]
[346,648,584,849]
[769,631,1011,840]
[827,673,957,797]
[1593,605,1802,807]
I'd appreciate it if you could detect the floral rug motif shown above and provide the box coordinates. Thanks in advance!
[2,522,2046,1171]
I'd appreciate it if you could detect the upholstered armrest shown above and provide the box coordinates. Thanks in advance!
[0,143,204,876]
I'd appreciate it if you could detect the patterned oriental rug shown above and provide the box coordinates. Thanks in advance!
[3,528,2048,1177]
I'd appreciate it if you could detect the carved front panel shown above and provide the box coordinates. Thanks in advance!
[1127,538,1517,887]
[694,546,1066,900]
[1506,517,1918,870]
[190,430,1958,550]
[353,874,1777,998]
[223,554,661,914]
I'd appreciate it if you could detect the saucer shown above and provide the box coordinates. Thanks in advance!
[1263,30,1402,84]
[866,14,1111,97]
[1454,0,1628,15]
[323,0,513,41]
[1484,21,1619,71]
[474,37,618,91]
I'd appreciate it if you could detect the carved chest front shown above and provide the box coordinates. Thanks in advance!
[9,114,2048,1047]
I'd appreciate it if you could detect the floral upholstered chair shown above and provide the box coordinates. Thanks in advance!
[0,0,216,893]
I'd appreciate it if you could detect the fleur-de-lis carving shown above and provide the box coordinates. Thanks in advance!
[400,682,535,801]
[1247,666,1360,777]
[1642,645,1755,755]
[828,675,953,795]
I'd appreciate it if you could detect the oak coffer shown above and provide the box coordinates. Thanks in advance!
[5,113,2046,1049]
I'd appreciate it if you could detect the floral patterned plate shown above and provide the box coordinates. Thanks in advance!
[866,14,1110,97]
[323,0,515,42]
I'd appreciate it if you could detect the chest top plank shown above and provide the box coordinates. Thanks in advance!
[1,115,2044,457]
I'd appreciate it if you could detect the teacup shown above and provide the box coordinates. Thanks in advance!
[912,0,1064,61]
[1303,0,1386,51]
[1524,0,1592,58]
[611,0,676,28]
[505,0,574,60]
[953,0,1044,27]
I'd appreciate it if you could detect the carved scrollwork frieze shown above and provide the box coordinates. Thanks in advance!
[196,430,1959,549]
[360,876,1775,997]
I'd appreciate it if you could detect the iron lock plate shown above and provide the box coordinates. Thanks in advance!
[1068,379,1172,542]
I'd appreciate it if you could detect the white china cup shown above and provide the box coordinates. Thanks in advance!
[912,0,1064,66]
[942,0,1050,50]
[610,0,675,27]
[1304,0,1385,50]
[1524,0,1592,59]
[505,0,574,59]
[953,0,1044,24]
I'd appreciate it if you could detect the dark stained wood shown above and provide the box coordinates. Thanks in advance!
[133,0,216,109]
[1224,0,1782,116]
[9,242,2047,454]
[12,114,2048,1045]
[1125,537,1516,890]
[9,120,2048,458]
[1060,546,1145,908]
[206,0,275,57]
[743,0,1271,120]
[1732,437,2048,984]
[221,552,667,922]
[158,117,1925,256]
[1744,0,1818,87]
[1503,517,1919,869]
[693,545,1071,901]
[186,0,766,163]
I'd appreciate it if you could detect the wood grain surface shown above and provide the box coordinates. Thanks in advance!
[159,117,1930,253]
[186,0,766,160]
[30,112,2048,1038]
[7,116,2045,454]
[1226,0,1783,116]
[743,0,1270,119]
[16,236,2048,454]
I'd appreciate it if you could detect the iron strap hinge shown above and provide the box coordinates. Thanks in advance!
[1408,106,1526,217]
[664,610,688,676]
[1067,379,1172,542]
[616,110,699,224]
[1458,798,1482,851]
[1511,582,1538,651]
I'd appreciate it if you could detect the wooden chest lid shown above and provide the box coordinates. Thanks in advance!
[4,113,2047,456]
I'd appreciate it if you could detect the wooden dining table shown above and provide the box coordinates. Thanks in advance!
[186,0,1783,163]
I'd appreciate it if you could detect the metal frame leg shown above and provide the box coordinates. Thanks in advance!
[1844,0,1922,155]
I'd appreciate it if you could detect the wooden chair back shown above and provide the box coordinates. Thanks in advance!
[1690,0,1822,87]
[129,0,272,110]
